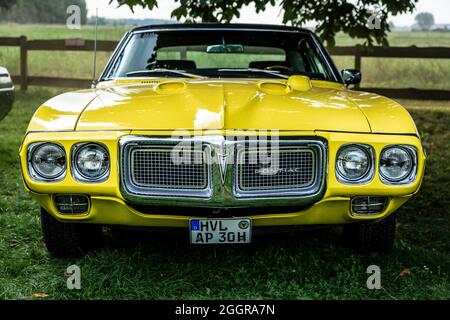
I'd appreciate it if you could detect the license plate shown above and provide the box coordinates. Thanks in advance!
[190,218,252,244]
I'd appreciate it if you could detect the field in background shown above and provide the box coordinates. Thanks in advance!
[0,88,449,299]
[1,24,450,89]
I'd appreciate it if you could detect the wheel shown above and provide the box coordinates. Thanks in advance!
[343,213,396,253]
[40,208,103,257]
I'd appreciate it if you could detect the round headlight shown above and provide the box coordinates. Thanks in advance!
[380,146,413,182]
[74,143,109,181]
[31,143,66,179]
[336,145,371,181]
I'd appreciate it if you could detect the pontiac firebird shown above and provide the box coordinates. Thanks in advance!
[19,24,426,256]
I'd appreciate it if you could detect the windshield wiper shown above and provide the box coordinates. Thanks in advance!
[218,68,289,79]
[126,68,205,79]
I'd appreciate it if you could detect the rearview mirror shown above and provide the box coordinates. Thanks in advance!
[206,44,244,54]
[341,69,361,86]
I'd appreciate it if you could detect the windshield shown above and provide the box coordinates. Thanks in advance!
[105,29,338,81]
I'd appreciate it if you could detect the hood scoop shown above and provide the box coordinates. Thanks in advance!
[258,75,312,95]
[287,75,312,91]
[155,80,186,94]
[258,81,290,95]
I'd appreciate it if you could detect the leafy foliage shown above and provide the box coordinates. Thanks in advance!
[113,0,418,47]
[415,12,435,31]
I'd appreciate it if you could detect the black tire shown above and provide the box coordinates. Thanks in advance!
[343,213,396,253]
[40,208,103,257]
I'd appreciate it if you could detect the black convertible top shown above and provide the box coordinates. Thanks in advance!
[131,23,313,34]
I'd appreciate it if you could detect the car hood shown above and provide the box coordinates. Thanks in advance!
[27,78,418,134]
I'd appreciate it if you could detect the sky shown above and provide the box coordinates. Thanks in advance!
[85,0,450,26]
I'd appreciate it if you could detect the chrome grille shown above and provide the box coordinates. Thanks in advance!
[234,142,324,198]
[238,148,315,190]
[120,136,326,203]
[131,148,208,189]
[121,139,212,199]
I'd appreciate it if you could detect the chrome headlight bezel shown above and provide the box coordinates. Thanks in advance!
[336,144,375,184]
[27,142,67,182]
[71,142,110,183]
[379,145,417,185]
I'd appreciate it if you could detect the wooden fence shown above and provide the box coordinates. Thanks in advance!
[1,35,450,100]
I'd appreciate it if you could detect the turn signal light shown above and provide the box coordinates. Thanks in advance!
[351,196,387,215]
[54,195,89,215]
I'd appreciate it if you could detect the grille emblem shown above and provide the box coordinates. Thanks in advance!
[217,140,228,185]
[255,167,303,175]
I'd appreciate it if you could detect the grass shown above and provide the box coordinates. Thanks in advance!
[0,24,450,88]
[0,87,449,300]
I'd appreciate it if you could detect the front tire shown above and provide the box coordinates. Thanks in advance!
[40,208,103,257]
[343,213,396,253]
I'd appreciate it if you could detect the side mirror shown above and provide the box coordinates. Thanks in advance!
[341,69,361,86]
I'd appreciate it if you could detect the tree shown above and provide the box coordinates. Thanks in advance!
[415,12,434,31]
[112,0,418,47]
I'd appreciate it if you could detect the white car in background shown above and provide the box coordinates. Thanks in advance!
[0,66,14,121]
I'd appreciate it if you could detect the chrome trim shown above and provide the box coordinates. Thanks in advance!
[238,148,315,190]
[119,135,327,208]
[350,196,388,216]
[99,31,131,81]
[71,142,110,183]
[379,145,418,185]
[120,136,214,199]
[234,142,326,199]
[130,146,210,191]
[129,147,208,189]
[335,144,375,185]
[53,194,90,215]
[27,142,67,182]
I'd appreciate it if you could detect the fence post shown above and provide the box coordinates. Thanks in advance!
[354,46,362,89]
[19,35,28,92]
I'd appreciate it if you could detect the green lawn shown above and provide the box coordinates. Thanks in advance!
[1,24,450,89]
[0,88,449,299]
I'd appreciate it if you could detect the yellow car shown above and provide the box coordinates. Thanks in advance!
[19,24,425,256]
